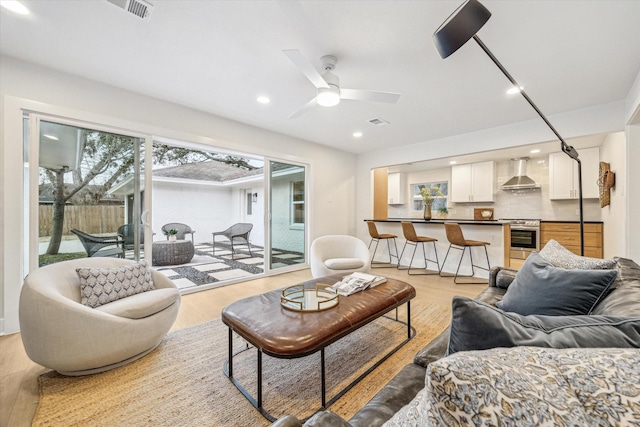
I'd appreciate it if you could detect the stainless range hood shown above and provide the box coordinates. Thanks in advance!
[501,157,540,190]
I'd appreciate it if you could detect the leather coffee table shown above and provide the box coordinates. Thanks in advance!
[221,275,416,421]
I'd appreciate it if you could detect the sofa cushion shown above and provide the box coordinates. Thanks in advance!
[447,297,640,355]
[590,257,640,317]
[384,347,640,426]
[77,260,155,308]
[324,258,366,270]
[95,287,180,319]
[496,252,617,316]
[539,239,617,269]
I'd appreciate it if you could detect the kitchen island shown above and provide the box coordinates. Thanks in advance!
[364,218,510,277]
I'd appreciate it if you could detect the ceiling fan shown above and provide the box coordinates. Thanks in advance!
[283,49,401,119]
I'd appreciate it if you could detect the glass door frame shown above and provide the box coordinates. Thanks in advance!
[26,113,153,273]
[264,158,310,274]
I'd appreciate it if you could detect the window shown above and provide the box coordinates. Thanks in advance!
[246,192,253,215]
[413,181,449,211]
[292,181,304,224]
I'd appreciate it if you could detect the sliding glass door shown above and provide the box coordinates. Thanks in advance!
[27,115,147,269]
[268,161,306,271]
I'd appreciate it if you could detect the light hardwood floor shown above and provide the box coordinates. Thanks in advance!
[0,266,486,427]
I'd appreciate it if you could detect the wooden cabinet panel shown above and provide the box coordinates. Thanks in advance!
[540,222,603,258]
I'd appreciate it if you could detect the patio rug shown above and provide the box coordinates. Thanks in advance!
[33,301,449,427]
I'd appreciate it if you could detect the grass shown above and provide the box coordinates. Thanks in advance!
[39,252,86,267]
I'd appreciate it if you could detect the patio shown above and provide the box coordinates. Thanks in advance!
[150,241,304,290]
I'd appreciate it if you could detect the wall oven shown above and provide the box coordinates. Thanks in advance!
[504,219,541,260]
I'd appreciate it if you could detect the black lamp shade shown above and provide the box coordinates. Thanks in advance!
[433,0,491,59]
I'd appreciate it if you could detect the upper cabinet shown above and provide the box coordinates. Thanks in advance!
[388,172,406,205]
[450,161,494,203]
[549,147,599,200]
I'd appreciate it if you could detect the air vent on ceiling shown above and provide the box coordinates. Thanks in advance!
[368,118,389,126]
[107,0,153,20]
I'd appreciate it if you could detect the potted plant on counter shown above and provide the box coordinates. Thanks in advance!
[437,206,449,219]
[419,186,444,221]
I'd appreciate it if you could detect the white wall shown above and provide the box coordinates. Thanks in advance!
[599,132,627,258]
[0,55,357,334]
[152,181,242,245]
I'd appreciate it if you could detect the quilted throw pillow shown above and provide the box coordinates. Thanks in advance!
[77,260,155,308]
[539,239,617,269]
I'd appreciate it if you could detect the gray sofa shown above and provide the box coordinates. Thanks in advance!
[271,256,640,427]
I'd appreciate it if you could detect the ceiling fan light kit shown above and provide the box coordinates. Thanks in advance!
[317,87,340,107]
[283,49,401,117]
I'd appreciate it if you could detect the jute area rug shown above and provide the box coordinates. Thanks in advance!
[33,301,449,427]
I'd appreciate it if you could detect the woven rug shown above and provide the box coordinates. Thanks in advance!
[33,301,449,427]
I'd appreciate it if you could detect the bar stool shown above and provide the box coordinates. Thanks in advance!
[440,223,490,284]
[366,221,399,268]
[398,222,440,275]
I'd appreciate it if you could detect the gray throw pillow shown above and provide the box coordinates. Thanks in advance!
[539,239,617,269]
[447,296,640,355]
[77,260,155,308]
[496,252,617,316]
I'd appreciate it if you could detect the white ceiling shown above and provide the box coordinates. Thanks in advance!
[1,1,640,155]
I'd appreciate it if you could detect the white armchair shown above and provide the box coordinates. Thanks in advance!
[310,235,371,278]
[19,258,181,376]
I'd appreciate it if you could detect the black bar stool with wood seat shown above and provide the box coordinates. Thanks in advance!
[398,222,440,275]
[366,221,399,268]
[440,223,490,284]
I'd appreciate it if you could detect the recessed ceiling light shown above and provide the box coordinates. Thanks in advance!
[43,134,59,141]
[507,86,524,95]
[449,160,457,165]
[0,1,30,15]
[353,131,363,138]
[256,96,270,104]
[530,149,541,154]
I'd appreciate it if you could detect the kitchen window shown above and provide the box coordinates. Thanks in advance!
[412,182,448,211]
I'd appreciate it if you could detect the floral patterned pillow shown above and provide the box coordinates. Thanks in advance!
[539,239,617,269]
[77,260,155,308]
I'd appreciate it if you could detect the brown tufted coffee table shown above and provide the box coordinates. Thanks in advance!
[221,275,416,421]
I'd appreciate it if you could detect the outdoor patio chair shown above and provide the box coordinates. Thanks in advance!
[212,223,253,260]
[161,222,195,242]
[70,228,123,258]
[117,224,153,258]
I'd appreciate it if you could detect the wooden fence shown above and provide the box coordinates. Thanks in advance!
[39,205,125,237]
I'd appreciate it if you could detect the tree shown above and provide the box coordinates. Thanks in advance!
[43,131,135,254]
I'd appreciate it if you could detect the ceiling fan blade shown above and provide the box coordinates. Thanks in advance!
[283,49,330,89]
[340,89,401,104]
[288,96,318,119]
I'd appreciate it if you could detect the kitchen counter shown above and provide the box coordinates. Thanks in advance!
[366,218,508,226]
[364,219,510,277]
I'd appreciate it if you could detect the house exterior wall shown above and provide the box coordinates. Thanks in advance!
[270,171,305,254]
[152,181,233,245]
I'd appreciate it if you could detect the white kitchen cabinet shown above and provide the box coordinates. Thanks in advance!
[548,147,599,200]
[450,161,494,203]
[387,172,406,204]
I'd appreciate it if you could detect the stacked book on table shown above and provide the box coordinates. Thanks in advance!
[331,272,387,296]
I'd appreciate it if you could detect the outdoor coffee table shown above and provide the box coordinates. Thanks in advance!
[221,275,416,421]
[151,240,194,266]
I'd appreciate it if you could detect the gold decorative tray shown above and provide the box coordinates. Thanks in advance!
[280,283,338,312]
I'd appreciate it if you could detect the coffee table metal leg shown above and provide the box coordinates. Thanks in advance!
[321,349,326,408]
[228,328,233,377]
[257,349,263,409]
[407,301,411,339]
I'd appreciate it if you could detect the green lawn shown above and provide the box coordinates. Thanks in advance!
[39,252,86,267]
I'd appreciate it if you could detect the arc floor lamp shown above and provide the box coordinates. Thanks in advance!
[433,0,585,255]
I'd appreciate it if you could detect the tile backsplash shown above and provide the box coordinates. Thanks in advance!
[388,156,602,221]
